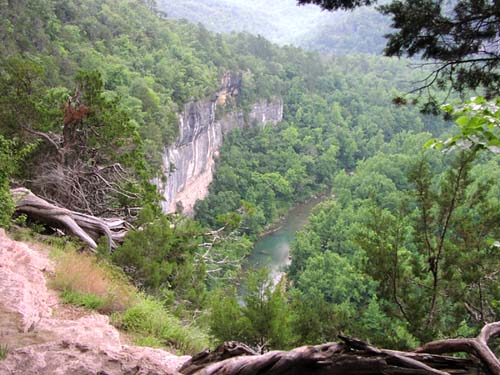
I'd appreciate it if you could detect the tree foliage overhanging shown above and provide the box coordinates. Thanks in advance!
[298,0,500,100]
[298,0,374,10]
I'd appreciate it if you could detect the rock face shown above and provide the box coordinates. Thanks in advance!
[0,229,189,375]
[158,73,283,215]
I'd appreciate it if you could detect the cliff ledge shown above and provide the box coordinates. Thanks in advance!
[0,229,189,375]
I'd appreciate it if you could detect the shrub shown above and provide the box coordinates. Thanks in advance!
[112,208,206,304]
[0,136,32,228]
[0,180,13,229]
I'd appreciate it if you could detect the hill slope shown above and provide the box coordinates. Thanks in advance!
[158,0,391,54]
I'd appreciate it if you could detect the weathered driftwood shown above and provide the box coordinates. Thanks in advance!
[11,187,129,251]
[180,322,500,375]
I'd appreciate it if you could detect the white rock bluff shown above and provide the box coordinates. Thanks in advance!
[158,73,283,214]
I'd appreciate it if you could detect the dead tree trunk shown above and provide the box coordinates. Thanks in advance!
[416,321,500,375]
[180,322,500,375]
[11,187,129,251]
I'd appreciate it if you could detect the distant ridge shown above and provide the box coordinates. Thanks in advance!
[157,0,390,54]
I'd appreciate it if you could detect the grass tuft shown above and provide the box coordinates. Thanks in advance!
[0,344,9,360]
[60,290,107,310]
[112,296,209,355]
[50,250,136,313]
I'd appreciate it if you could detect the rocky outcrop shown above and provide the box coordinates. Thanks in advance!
[0,230,189,375]
[158,73,283,215]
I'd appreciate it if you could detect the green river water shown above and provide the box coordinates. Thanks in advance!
[244,195,327,284]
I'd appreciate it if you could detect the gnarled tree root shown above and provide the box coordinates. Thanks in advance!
[11,187,129,251]
[181,322,500,375]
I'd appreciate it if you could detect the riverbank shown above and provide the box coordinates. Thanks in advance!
[257,193,330,239]
[244,193,330,285]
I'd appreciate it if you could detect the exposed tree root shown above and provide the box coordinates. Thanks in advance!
[11,187,129,251]
[181,322,500,375]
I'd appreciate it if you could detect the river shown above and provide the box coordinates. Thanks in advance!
[244,195,327,284]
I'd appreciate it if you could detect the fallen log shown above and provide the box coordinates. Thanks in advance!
[11,187,130,251]
[180,322,500,375]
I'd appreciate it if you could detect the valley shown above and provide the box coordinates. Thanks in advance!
[0,0,499,374]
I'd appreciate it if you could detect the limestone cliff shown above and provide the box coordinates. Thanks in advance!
[158,73,283,215]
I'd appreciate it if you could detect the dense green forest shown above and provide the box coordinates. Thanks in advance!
[288,136,500,345]
[195,53,444,231]
[1,0,499,359]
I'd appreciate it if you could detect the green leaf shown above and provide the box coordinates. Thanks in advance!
[455,115,470,128]
[423,138,437,149]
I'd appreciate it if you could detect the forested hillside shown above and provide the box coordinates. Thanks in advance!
[158,0,390,54]
[1,0,499,372]
[297,7,390,54]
